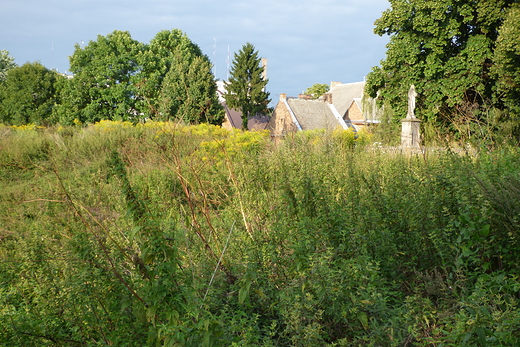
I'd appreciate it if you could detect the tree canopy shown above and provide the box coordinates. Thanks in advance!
[0,62,61,125]
[305,83,330,99]
[224,43,270,129]
[159,48,223,124]
[135,29,209,119]
[55,30,143,124]
[53,29,222,125]
[365,0,519,140]
[492,4,520,121]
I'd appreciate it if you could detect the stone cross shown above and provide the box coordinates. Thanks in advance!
[407,84,417,118]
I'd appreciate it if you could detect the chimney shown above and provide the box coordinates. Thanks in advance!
[298,94,313,100]
[330,81,342,89]
[323,93,333,104]
[261,58,268,81]
[280,93,287,101]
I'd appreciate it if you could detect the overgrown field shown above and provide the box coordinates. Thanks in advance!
[1,122,519,346]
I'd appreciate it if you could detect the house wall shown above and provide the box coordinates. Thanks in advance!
[268,99,298,138]
[221,116,233,130]
[346,102,364,122]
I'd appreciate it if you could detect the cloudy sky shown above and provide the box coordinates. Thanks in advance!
[1,0,390,101]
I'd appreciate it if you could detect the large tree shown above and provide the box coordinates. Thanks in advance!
[135,29,207,119]
[224,43,270,129]
[0,62,62,125]
[158,48,223,124]
[56,29,222,125]
[492,4,520,128]
[56,30,143,124]
[366,0,518,137]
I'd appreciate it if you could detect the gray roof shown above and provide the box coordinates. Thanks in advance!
[329,81,366,117]
[222,103,242,128]
[223,103,269,130]
[287,99,342,130]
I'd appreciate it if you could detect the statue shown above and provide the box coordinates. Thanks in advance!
[407,84,417,118]
[401,84,421,148]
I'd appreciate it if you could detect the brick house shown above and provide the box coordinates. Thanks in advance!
[266,92,354,139]
[267,81,380,139]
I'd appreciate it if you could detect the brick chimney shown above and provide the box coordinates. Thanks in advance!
[280,93,287,101]
[323,93,333,104]
[261,58,268,81]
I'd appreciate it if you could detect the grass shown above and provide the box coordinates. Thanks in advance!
[1,121,519,346]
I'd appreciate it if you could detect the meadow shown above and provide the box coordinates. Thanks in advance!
[1,121,519,346]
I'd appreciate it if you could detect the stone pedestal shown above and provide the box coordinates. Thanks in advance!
[401,117,421,148]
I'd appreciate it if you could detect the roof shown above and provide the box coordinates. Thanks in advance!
[287,98,343,131]
[222,103,242,128]
[222,103,269,130]
[218,81,269,130]
[248,115,269,131]
[329,81,366,117]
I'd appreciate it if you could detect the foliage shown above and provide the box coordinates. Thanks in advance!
[0,49,17,82]
[1,123,520,345]
[0,62,62,125]
[136,29,211,120]
[366,0,519,142]
[224,43,270,129]
[159,49,223,124]
[53,29,223,126]
[304,83,330,99]
[55,30,144,124]
[492,4,520,135]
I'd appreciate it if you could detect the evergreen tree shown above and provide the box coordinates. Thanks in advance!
[159,48,223,124]
[224,43,270,129]
[136,29,206,119]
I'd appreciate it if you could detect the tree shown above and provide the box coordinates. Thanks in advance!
[365,0,518,137]
[305,83,330,99]
[0,62,62,125]
[493,4,520,118]
[135,29,207,119]
[0,50,17,82]
[158,48,223,124]
[57,30,143,124]
[224,43,270,129]
[57,29,222,125]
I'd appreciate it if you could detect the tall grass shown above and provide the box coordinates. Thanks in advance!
[1,122,519,346]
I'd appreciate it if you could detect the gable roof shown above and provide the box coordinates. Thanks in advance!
[287,98,343,131]
[328,81,366,117]
[222,102,242,128]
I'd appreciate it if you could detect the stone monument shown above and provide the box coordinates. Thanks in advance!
[401,85,421,148]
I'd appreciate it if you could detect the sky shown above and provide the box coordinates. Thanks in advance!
[1,0,390,101]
